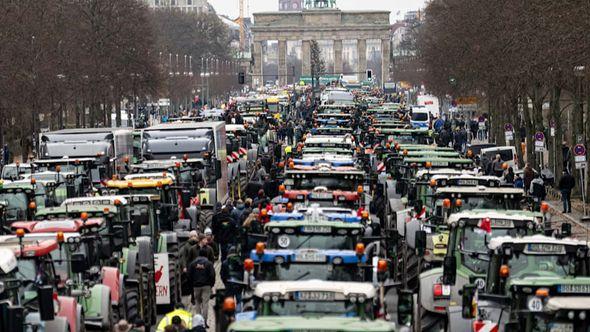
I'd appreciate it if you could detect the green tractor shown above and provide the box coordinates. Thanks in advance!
[35,203,159,325]
[456,234,590,332]
[62,194,182,313]
[416,209,544,331]
[7,225,118,330]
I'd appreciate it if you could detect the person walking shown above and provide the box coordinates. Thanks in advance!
[212,205,239,261]
[180,231,200,309]
[558,170,576,213]
[529,174,546,210]
[188,248,215,327]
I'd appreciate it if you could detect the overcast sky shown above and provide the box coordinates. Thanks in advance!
[208,0,427,21]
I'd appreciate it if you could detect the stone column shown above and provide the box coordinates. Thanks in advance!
[381,39,391,84]
[252,41,263,88]
[334,39,343,75]
[278,40,288,86]
[302,40,311,76]
[357,39,367,81]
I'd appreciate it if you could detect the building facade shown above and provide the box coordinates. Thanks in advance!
[144,0,213,13]
[279,0,304,11]
[251,5,391,87]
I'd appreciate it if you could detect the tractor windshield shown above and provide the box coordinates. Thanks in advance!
[460,227,528,273]
[0,192,28,221]
[289,174,359,191]
[267,232,356,251]
[263,298,369,318]
[504,251,584,279]
[261,263,361,282]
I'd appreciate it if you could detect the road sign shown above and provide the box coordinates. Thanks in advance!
[574,144,586,156]
[534,131,545,152]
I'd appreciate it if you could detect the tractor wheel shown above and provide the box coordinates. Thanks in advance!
[167,240,181,306]
[124,288,140,325]
[140,266,155,325]
[198,209,214,231]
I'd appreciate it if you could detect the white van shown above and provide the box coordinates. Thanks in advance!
[480,146,519,170]
[410,107,431,129]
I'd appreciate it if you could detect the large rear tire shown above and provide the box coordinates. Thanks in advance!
[125,288,139,325]
[198,209,214,231]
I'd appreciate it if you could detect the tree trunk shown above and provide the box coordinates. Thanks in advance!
[550,86,563,178]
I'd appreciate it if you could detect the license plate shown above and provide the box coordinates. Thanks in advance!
[558,284,590,293]
[302,226,331,233]
[457,180,478,186]
[295,251,326,262]
[296,291,335,301]
[549,323,573,332]
[310,192,333,199]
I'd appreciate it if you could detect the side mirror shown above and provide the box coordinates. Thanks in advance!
[71,252,88,274]
[442,256,457,285]
[397,289,414,326]
[415,230,426,257]
[461,284,477,319]
[38,285,56,321]
[215,159,222,180]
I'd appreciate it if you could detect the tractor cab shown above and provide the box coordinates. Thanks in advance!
[33,157,97,192]
[283,164,364,194]
[414,210,544,325]
[23,171,83,205]
[0,236,81,332]
[228,316,397,332]
[0,180,46,226]
[105,177,178,231]
[248,241,369,284]
[458,235,590,332]
[249,280,378,320]
[5,230,118,330]
[1,163,32,181]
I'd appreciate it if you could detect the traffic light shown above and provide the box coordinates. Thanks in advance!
[366,69,373,80]
[238,72,245,85]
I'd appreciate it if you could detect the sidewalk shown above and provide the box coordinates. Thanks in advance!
[546,191,590,240]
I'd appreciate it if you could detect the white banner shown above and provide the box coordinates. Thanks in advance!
[154,253,170,305]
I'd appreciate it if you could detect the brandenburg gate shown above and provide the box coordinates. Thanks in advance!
[250,1,391,87]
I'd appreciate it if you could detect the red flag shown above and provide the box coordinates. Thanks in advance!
[476,218,492,234]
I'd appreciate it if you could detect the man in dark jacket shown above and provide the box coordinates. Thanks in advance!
[189,248,215,325]
[180,231,200,307]
[558,170,576,213]
[212,205,239,261]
